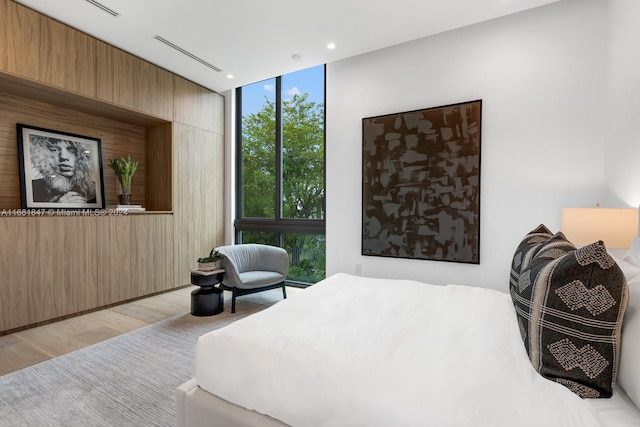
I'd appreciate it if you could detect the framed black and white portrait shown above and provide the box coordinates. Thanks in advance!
[17,124,106,210]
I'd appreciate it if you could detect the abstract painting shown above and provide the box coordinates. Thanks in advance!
[362,100,482,263]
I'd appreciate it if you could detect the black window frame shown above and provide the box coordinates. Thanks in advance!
[234,66,326,285]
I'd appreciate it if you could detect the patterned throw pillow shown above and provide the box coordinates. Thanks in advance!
[510,224,562,294]
[510,226,629,398]
[510,227,577,351]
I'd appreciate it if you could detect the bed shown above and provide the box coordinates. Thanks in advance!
[176,229,640,427]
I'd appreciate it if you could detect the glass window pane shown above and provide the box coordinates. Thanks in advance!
[236,66,326,285]
[281,66,325,219]
[283,233,326,284]
[239,230,277,246]
[240,78,276,218]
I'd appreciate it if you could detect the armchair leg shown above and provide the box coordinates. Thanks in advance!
[221,281,286,314]
[232,288,237,313]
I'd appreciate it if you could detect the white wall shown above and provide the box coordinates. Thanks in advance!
[604,0,640,208]
[325,0,613,291]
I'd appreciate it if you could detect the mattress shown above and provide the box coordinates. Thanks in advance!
[192,273,640,426]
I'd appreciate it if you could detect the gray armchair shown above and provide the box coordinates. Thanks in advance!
[216,244,289,313]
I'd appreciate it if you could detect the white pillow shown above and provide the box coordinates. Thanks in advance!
[616,258,640,408]
[623,236,640,266]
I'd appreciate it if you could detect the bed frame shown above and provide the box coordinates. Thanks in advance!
[176,379,287,427]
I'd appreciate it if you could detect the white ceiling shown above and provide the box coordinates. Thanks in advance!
[15,0,560,93]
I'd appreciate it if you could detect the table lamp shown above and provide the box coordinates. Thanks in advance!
[561,206,638,249]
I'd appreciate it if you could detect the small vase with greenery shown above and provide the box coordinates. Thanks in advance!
[108,155,138,205]
[197,248,223,271]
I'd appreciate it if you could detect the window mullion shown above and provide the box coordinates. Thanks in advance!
[275,76,283,220]
[234,86,243,242]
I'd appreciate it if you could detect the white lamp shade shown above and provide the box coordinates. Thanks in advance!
[561,208,638,249]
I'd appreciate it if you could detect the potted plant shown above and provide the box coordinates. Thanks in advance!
[197,248,223,271]
[108,155,139,205]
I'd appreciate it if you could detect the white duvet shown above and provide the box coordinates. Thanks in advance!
[195,273,608,427]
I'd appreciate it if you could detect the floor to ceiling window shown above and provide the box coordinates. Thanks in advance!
[235,65,325,285]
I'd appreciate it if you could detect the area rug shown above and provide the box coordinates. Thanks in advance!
[0,295,280,427]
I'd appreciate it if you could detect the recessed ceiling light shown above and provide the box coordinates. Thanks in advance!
[327,43,336,50]
[226,74,234,79]
[291,54,302,62]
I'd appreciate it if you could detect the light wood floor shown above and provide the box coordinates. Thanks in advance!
[0,286,198,376]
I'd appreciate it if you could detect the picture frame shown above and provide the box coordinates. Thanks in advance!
[17,123,106,210]
[362,99,482,264]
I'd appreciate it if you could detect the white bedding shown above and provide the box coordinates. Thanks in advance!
[194,273,637,427]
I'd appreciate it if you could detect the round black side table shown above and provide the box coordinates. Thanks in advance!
[190,269,225,316]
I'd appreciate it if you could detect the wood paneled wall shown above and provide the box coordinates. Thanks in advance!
[0,0,40,81]
[0,218,28,331]
[0,214,175,331]
[0,0,225,333]
[39,16,96,97]
[97,214,174,306]
[172,77,226,285]
[0,0,96,97]
[172,123,224,285]
[27,217,97,321]
[96,41,174,120]
[0,92,147,208]
[174,76,224,133]
[146,123,173,211]
[0,217,97,331]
